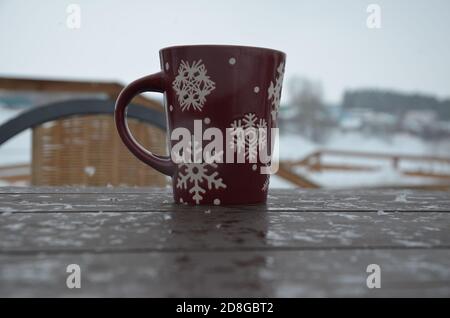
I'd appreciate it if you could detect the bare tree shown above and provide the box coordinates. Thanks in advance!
[287,77,332,142]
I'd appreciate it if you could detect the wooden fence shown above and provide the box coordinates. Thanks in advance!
[279,149,450,189]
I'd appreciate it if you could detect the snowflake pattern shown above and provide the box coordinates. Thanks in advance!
[172,60,216,111]
[268,62,285,121]
[229,113,267,162]
[262,176,270,191]
[177,163,226,204]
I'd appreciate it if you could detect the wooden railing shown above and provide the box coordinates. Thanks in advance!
[277,162,320,188]
[277,149,450,190]
[283,149,450,179]
[0,77,162,111]
[0,163,30,183]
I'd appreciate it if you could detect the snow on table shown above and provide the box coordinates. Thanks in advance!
[0,187,449,297]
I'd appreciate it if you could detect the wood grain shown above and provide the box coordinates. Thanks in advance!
[0,187,449,297]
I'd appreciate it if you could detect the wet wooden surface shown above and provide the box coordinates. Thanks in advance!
[0,187,449,297]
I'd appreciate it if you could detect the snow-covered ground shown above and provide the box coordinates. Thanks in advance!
[1,107,450,188]
[271,131,450,188]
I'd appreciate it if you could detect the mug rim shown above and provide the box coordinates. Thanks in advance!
[159,44,286,57]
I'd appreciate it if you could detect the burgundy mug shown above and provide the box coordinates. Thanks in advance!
[115,45,286,205]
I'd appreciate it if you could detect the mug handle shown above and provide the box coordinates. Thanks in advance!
[115,72,175,176]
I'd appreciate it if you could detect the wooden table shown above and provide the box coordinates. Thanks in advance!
[0,187,449,297]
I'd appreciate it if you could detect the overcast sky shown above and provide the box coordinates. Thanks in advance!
[0,0,449,104]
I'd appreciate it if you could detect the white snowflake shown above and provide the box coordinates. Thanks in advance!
[262,176,270,191]
[177,162,226,204]
[172,60,216,111]
[229,113,267,162]
[268,62,285,121]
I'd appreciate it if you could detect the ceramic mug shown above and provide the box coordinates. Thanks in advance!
[115,45,286,205]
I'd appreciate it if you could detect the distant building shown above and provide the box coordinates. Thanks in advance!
[401,110,437,133]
